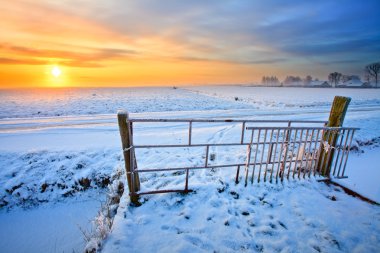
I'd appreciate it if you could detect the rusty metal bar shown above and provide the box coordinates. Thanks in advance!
[241,122,246,144]
[269,129,280,183]
[205,145,210,167]
[246,126,359,131]
[127,120,136,197]
[133,155,345,173]
[337,129,351,177]
[286,129,297,179]
[341,129,355,177]
[332,129,345,176]
[136,189,191,196]
[297,129,308,179]
[244,129,255,186]
[251,129,261,183]
[308,129,320,178]
[275,129,287,182]
[184,169,189,191]
[188,121,192,145]
[134,139,320,149]
[257,129,268,182]
[292,129,303,178]
[313,129,325,176]
[264,129,274,182]
[303,129,314,178]
[236,121,246,183]
[307,129,319,178]
[280,125,291,181]
[320,129,334,176]
[130,118,327,124]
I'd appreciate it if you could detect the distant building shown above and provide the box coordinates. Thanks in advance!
[361,82,373,88]
[337,79,363,88]
[305,81,331,88]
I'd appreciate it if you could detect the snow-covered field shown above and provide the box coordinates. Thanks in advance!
[0,86,379,252]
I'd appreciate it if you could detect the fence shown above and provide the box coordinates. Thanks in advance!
[118,96,358,204]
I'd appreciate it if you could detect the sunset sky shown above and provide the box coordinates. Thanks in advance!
[0,0,379,88]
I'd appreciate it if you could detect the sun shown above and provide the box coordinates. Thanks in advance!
[51,66,61,77]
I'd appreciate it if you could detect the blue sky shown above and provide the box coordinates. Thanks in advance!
[52,0,380,78]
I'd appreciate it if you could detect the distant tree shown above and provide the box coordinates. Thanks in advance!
[284,76,302,85]
[304,75,312,85]
[328,72,342,88]
[364,62,380,88]
[363,72,371,84]
[261,76,279,86]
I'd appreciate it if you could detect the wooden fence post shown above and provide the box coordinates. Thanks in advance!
[117,110,140,204]
[318,96,351,177]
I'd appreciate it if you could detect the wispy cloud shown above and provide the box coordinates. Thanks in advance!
[0,43,138,67]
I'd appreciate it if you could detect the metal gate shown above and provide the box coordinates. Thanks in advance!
[120,117,358,197]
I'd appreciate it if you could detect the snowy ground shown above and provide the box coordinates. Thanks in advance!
[0,86,379,252]
[104,180,380,253]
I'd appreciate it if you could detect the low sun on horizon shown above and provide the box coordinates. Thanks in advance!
[51,66,61,78]
[46,65,69,87]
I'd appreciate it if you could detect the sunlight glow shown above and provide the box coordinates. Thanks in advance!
[51,66,61,77]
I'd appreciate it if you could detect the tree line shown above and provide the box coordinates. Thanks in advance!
[262,61,379,88]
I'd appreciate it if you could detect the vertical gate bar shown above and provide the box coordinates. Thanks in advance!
[237,121,245,183]
[237,122,245,183]
[130,147,136,197]
[128,120,138,199]
[308,129,320,177]
[314,129,326,176]
[241,122,246,144]
[305,129,313,178]
[275,129,287,183]
[258,129,268,183]
[205,145,210,167]
[321,129,334,177]
[264,129,274,182]
[319,129,329,176]
[341,129,355,177]
[188,121,192,145]
[332,129,345,176]
[280,127,291,182]
[323,129,338,178]
[251,129,261,184]
[337,128,351,177]
[293,129,304,179]
[244,129,255,186]
[301,129,309,179]
[184,168,189,192]
[269,129,281,183]
[302,129,312,179]
[235,166,241,184]
[287,129,298,179]
[297,129,308,179]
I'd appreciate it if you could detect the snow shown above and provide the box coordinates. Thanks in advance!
[0,197,102,253]
[342,147,380,203]
[0,86,379,252]
[0,87,250,119]
[104,181,380,253]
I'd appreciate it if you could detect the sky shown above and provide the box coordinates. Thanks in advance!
[0,0,379,88]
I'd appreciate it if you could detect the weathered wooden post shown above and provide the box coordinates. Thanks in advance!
[318,96,351,177]
[117,110,140,204]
